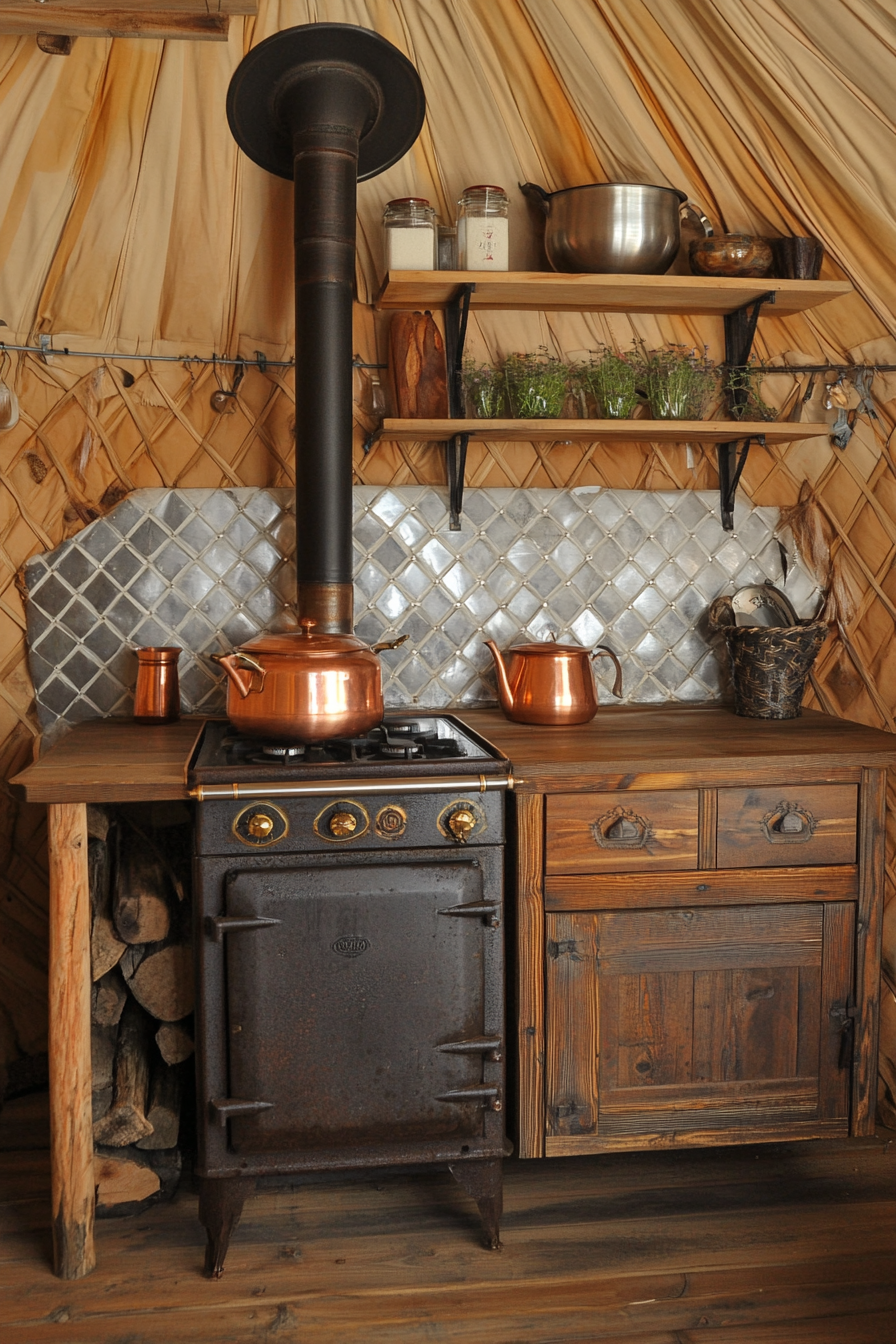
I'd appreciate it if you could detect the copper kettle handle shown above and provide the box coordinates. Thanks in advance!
[592,645,623,699]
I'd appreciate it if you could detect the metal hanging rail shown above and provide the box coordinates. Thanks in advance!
[0,340,293,369]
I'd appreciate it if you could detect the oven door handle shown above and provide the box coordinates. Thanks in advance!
[209,1097,274,1126]
[438,1036,503,1062]
[439,900,501,928]
[206,915,282,943]
[436,1085,502,1112]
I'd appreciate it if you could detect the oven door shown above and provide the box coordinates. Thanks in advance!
[210,852,501,1157]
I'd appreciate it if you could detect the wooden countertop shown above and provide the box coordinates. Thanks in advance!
[9,718,207,803]
[9,705,896,803]
[460,705,896,792]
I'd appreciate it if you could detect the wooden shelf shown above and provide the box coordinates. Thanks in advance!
[375,271,852,316]
[379,418,831,444]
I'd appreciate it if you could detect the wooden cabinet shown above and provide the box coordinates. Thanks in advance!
[545,901,853,1151]
[540,778,863,1154]
[455,706,896,1161]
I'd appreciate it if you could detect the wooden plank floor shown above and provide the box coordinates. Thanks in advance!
[1,1093,894,1342]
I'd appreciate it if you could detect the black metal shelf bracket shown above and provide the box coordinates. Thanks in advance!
[718,291,776,530]
[718,435,765,531]
[723,291,776,373]
[447,432,470,530]
[443,283,476,529]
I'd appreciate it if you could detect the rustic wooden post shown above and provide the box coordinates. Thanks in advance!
[48,802,96,1279]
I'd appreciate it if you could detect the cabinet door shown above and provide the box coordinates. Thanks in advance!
[545,902,853,1152]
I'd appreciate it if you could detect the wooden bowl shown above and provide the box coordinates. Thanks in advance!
[689,233,774,278]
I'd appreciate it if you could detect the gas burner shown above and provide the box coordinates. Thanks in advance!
[221,735,310,767]
[192,714,502,785]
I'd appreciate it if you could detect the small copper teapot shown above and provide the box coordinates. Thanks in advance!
[484,635,623,726]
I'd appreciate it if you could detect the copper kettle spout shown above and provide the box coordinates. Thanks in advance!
[484,640,515,714]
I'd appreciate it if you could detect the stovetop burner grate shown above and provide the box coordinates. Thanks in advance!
[190,713,509,785]
[228,722,465,767]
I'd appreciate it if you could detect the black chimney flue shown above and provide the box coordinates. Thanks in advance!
[227,25,425,634]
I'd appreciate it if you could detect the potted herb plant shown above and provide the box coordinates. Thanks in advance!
[724,357,778,421]
[634,342,718,419]
[462,358,505,418]
[579,346,641,418]
[503,348,569,418]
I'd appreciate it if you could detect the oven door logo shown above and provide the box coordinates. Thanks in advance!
[332,935,370,958]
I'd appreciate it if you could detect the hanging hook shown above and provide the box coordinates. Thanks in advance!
[210,360,246,413]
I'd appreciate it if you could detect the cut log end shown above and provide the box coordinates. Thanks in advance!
[155,1020,194,1065]
[94,1151,160,1209]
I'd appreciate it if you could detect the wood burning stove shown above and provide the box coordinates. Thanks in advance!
[194,28,514,1277]
[190,715,513,1275]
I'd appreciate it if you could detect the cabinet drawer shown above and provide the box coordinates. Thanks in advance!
[545,790,699,875]
[716,784,857,868]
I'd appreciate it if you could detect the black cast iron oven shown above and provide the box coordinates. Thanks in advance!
[190,715,513,1275]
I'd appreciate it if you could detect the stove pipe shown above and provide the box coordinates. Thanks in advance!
[227,24,425,633]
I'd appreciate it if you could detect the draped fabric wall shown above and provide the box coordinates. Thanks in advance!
[1,0,895,1109]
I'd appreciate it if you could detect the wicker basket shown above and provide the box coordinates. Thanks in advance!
[708,600,827,719]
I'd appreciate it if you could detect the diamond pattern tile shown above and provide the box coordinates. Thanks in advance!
[23,486,821,732]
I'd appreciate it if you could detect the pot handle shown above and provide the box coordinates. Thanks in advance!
[210,651,267,698]
[681,200,714,237]
[519,182,552,216]
[372,634,410,654]
[592,645,624,699]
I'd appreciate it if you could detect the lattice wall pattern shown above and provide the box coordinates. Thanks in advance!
[0,332,894,1120]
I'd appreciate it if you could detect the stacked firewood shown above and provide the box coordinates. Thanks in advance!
[88,802,194,1215]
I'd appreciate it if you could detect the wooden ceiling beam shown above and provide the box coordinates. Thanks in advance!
[0,1,256,42]
[0,0,255,11]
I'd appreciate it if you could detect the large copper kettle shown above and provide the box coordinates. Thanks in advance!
[213,618,407,742]
[484,635,623,726]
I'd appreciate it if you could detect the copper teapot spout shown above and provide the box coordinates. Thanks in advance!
[484,640,515,714]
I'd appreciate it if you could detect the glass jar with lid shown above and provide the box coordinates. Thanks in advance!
[382,198,437,271]
[456,185,509,270]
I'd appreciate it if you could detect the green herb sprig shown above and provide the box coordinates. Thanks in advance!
[504,348,569,419]
[633,342,718,420]
[462,358,505,418]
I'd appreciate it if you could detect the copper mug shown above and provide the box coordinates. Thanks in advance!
[134,646,181,723]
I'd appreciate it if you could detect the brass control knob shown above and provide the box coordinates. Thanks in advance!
[246,812,275,839]
[329,811,358,838]
[447,807,476,844]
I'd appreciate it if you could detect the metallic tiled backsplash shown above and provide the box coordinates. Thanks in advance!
[23,486,819,737]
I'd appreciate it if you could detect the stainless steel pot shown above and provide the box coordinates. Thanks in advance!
[520,181,712,274]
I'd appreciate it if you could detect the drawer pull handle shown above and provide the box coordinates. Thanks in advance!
[592,805,652,850]
[761,801,818,844]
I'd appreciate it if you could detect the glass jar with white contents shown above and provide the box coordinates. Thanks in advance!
[456,185,509,271]
[382,198,437,271]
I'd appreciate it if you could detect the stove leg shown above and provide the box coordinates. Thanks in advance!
[448,1157,503,1250]
[198,1176,253,1278]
